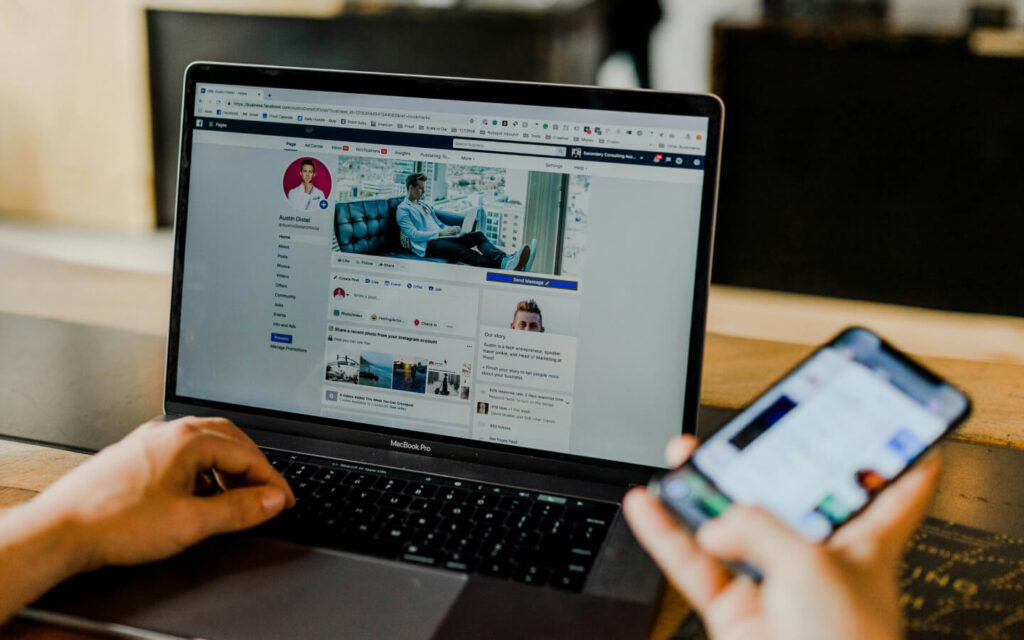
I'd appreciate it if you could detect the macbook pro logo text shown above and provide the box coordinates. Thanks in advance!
[390,439,431,453]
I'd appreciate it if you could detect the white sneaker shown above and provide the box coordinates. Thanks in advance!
[501,248,523,270]
[521,239,537,272]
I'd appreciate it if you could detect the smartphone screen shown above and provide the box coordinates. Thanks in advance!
[658,327,970,542]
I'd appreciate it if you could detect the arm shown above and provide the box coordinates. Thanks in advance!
[396,203,442,243]
[623,435,939,640]
[0,416,294,625]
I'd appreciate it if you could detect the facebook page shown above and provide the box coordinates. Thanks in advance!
[176,83,711,467]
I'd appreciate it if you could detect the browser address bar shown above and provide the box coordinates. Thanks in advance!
[453,138,566,158]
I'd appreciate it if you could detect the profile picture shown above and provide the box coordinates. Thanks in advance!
[333,287,346,300]
[476,402,489,415]
[283,157,331,211]
[510,299,544,332]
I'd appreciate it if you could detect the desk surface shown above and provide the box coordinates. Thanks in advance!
[1,247,1022,639]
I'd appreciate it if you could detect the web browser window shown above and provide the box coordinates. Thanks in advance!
[176,83,711,467]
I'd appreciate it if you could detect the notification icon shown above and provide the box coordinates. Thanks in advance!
[654,153,664,163]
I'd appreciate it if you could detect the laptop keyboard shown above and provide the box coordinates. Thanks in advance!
[251,449,619,592]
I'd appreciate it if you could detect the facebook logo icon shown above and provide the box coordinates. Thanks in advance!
[297,115,303,122]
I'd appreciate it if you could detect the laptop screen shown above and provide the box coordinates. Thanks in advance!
[172,69,718,468]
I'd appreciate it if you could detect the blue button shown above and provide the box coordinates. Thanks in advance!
[319,199,328,209]
[486,273,578,290]
[271,333,293,344]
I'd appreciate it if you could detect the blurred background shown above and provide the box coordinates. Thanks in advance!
[1,0,1022,314]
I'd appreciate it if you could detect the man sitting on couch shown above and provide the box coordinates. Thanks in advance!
[397,173,535,271]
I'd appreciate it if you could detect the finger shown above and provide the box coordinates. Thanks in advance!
[185,433,294,507]
[665,435,698,468]
[177,416,259,449]
[188,485,288,538]
[828,449,941,560]
[622,487,732,612]
[697,505,817,576]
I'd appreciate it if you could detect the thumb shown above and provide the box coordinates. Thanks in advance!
[697,505,818,577]
[191,486,287,538]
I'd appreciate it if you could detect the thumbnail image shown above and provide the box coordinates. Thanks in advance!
[476,402,490,415]
[325,352,359,384]
[392,356,427,394]
[461,364,472,400]
[283,157,331,212]
[814,494,853,526]
[358,351,393,389]
[332,157,589,278]
[427,369,461,397]
[855,469,887,495]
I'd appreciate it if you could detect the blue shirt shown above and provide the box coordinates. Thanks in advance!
[396,197,446,257]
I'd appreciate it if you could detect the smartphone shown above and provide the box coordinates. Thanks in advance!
[652,327,971,570]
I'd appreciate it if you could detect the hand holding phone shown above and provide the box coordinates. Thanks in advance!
[622,328,963,640]
[623,443,940,640]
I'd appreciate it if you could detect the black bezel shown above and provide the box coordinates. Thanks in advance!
[165,62,724,483]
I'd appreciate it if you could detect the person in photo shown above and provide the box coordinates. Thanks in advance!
[511,299,544,332]
[287,159,326,211]
[397,173,535,270]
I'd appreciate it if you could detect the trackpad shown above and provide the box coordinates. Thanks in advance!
[34,536,467,640]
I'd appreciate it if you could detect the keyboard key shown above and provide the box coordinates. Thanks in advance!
[476,510,508,526]
[550,571,586,592]
[380,526,413,544]
[285,464,313,480]
[411,530,447,551]
[345,473,375,489]
[404,483,437,499]
[407,513,441,531]
[438,519,473,537]
[409,498,442,514]
[401,546,440,566]
[499,497,530,513]
[472,523,508,542]
[442,551,477,573]
[467,492,497,509]
[540,517,574,538]
[374,477,408,493]
[508,514,539,531]
[313,487,350,501]
[513,564,551,586]
[446,536,481,556]
[439,504,474,520]
[438,488,468,503]
[479,559,514,579]
[343,504,378,521]
[351,489,381,504]
[378,494,412,510]
[531,501,565,518]
[376,509,407,526]
[312,467,346,484]
[292,479,323,498]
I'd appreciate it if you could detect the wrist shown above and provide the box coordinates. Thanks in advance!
[0,502,90,623]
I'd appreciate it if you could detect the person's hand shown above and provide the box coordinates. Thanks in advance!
[21,416,295,573]
[623,435,940,640]
[439,226,459,236]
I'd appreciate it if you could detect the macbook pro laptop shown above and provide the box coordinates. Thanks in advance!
[34,62,723,639]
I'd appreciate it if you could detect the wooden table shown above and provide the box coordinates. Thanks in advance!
[1,247,1022,639]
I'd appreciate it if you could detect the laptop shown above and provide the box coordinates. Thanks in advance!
[34,62,723,639]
